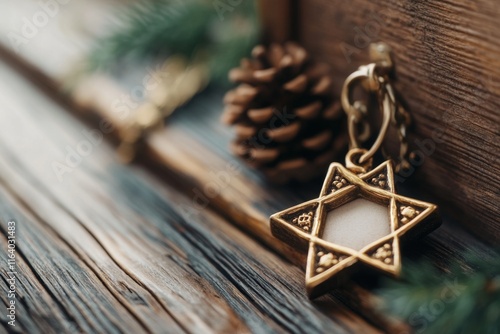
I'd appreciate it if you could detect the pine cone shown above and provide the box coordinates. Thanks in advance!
[221,42,346,183]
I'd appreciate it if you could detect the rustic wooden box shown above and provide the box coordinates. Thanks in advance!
[260,0,500,243]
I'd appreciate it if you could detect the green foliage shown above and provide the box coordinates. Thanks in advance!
[378,252,500,334]
[88,0,259,86]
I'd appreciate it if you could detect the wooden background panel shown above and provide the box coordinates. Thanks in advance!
[0,60,381,333]
[258,0,294,43]
[296,0,500,242]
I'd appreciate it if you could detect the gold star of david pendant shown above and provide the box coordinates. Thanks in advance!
[270,159,441,298]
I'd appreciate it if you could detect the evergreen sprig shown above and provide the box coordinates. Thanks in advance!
[377,252,500,334]
[88,0,259,86]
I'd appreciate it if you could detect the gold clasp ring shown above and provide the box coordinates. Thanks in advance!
[341,43,398,171]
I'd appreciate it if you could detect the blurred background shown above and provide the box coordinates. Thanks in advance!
[0,0,261,160]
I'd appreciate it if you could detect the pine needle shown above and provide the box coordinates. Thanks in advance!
[87,0,259,86]
[377,252,500,334]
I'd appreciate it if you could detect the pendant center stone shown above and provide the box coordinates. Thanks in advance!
[322,198,391,251]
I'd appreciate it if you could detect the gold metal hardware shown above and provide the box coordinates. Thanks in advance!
[341,42,412,173]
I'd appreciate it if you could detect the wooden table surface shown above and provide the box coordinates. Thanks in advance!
[0,2,497,333]
[0,60,387,333]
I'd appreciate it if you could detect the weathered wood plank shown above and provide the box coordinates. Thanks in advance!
[296,0,500,242]
[0,61,382,333]
[0,211,80,334]
[0,1,497,332]
[0,187,163,334]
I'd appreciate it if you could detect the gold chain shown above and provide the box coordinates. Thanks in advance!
[341,43,412,173]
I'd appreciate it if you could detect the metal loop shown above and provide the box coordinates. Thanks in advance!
[341,66,395,165]
[346,148,373,174]
[341,64,379,130]
[340,43,413,173]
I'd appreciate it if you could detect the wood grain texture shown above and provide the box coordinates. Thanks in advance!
[257,0,295,43]
[296,0,500,242]
[0,61,383,333]
[0,1,497,332]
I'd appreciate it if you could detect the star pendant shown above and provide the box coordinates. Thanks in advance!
[270,160,441,298]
